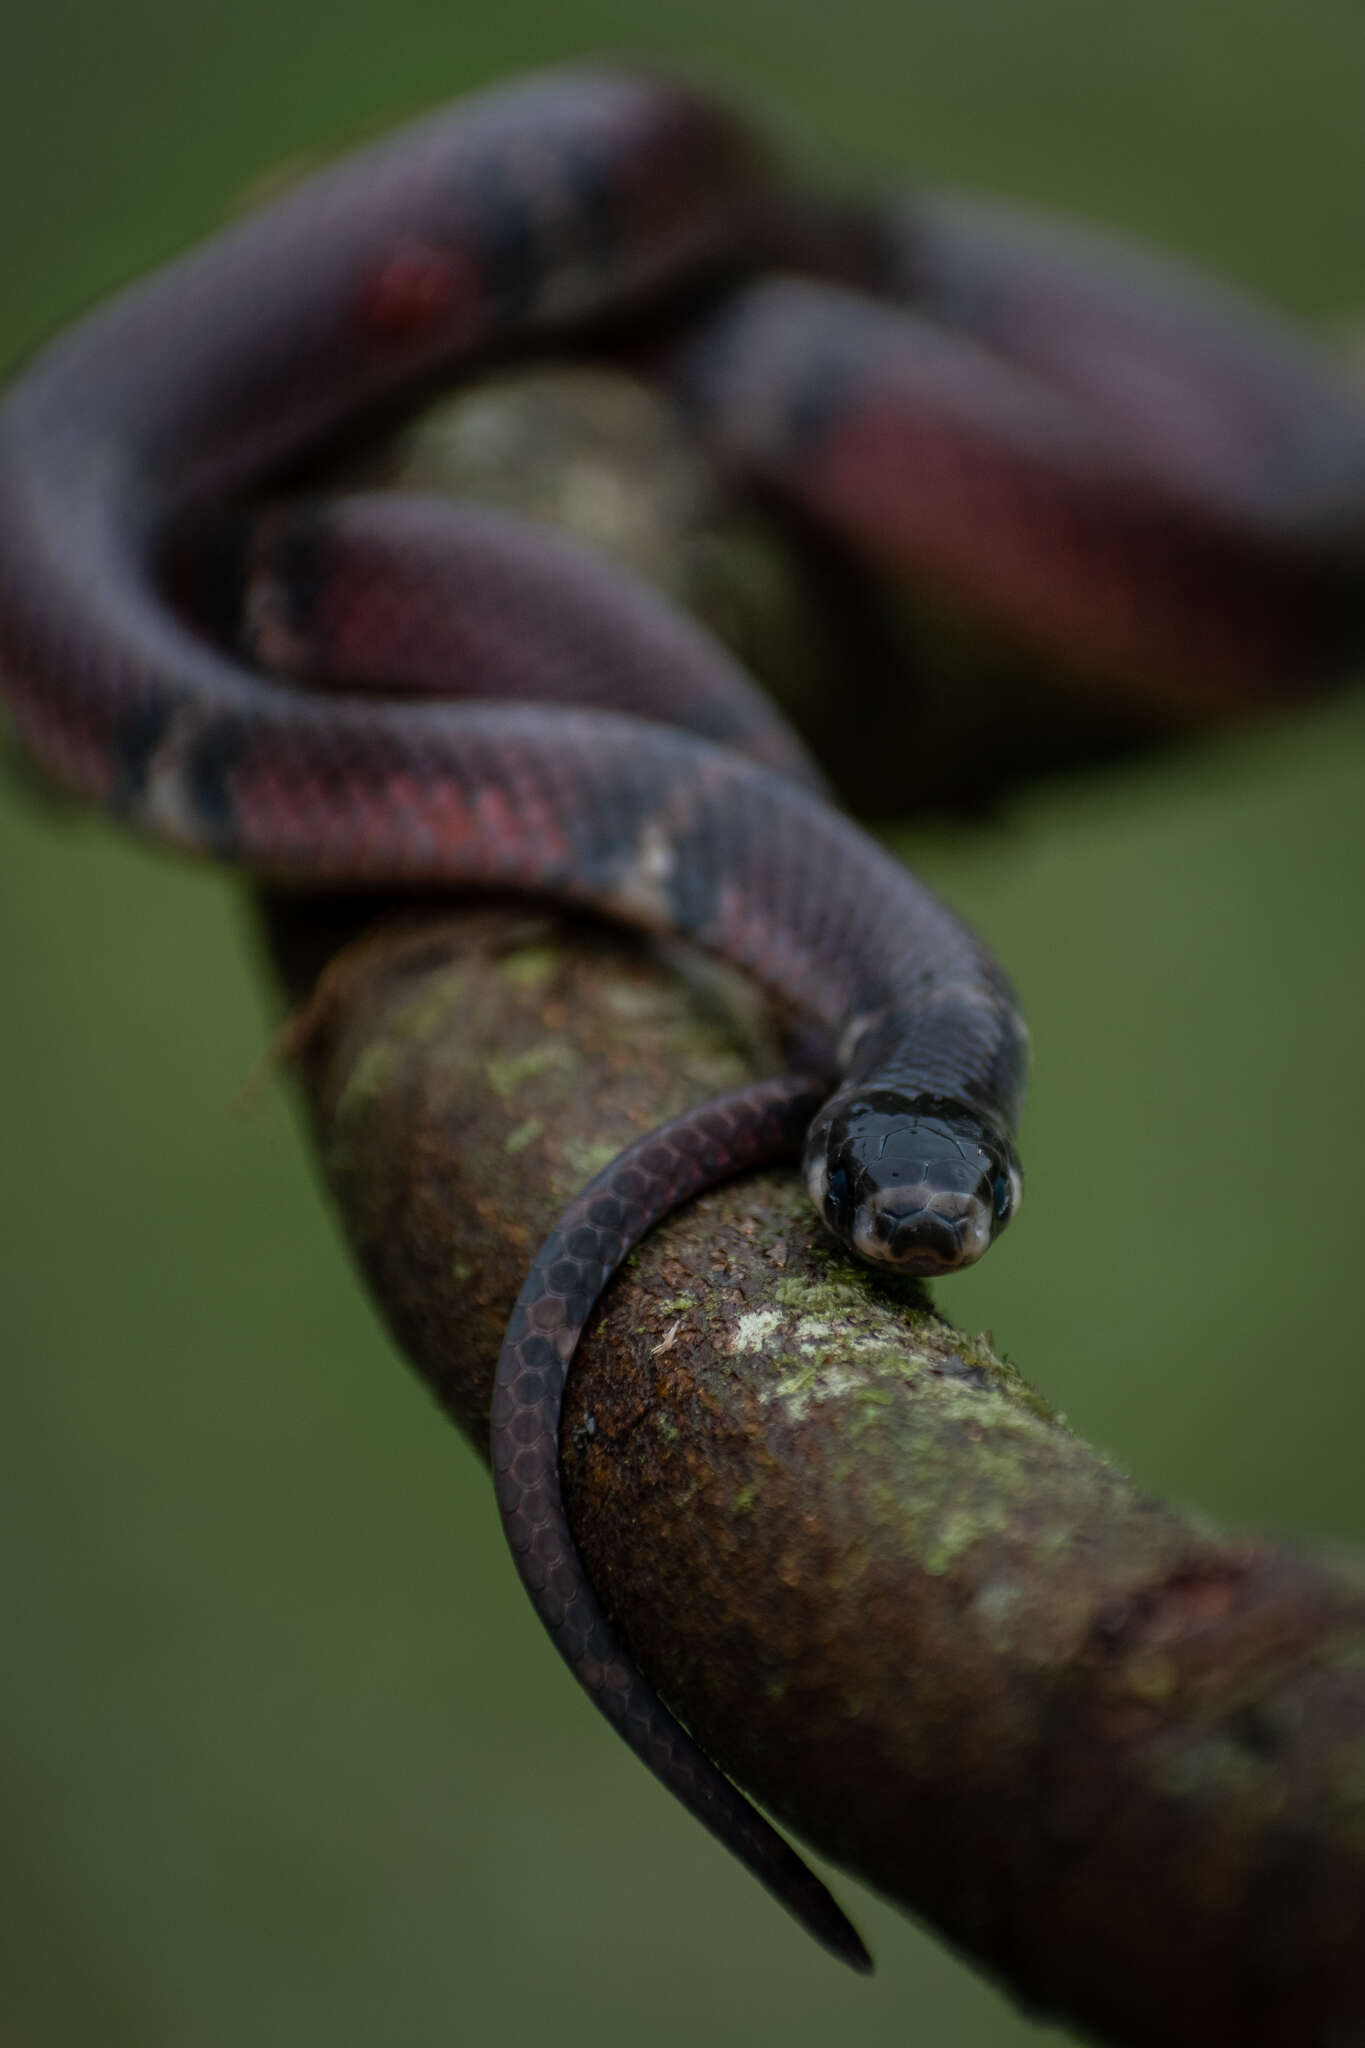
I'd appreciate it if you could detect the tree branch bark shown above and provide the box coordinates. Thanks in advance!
[259,892,1365,2048]
[247,362,1365,2041]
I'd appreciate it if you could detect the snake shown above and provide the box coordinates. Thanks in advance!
[2,66,1363,1971]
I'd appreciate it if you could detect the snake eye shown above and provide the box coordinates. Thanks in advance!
[992,1171,1014,1224]
[823,1163,853,1231]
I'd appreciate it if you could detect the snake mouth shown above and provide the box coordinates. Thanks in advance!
[852,1193,992,1274]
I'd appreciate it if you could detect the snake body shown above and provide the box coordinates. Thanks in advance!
[2,67,1363,1968]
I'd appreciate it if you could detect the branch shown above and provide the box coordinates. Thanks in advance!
[260,892,1365,2047]
[244,362,1365,2038]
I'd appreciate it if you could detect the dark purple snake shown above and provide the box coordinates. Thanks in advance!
[3,67,1364,1971]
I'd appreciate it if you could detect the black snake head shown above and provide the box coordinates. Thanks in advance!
[803,1088,1021,1275]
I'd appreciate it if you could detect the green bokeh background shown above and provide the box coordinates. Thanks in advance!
[3,6,1363,2043]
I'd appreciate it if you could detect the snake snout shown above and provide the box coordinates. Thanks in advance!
[856,1189,992,1273]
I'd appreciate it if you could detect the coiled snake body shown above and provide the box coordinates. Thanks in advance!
[2,67,1362,1968]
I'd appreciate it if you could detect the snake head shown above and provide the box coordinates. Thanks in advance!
[803,1088,1021,1275]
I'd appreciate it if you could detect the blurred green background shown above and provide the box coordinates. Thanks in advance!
[3,4,1364,2043]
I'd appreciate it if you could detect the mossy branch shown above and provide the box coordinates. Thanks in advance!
[260,892,1365,2048]
[249,364,1365,2039]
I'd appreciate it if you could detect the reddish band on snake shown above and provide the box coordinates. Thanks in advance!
[2,66,1362,1968]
